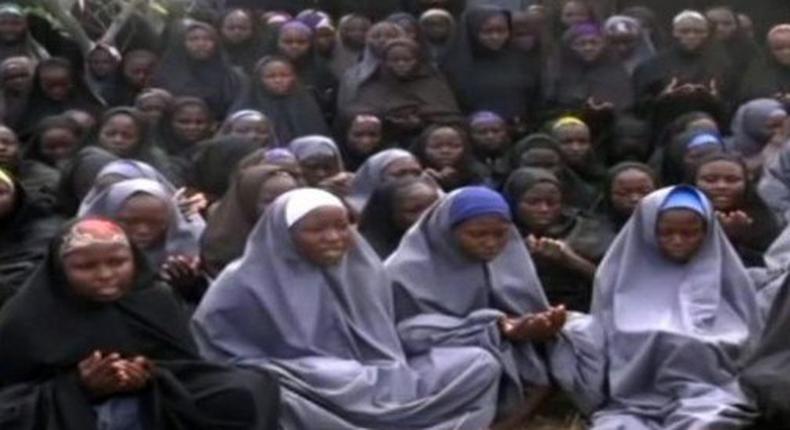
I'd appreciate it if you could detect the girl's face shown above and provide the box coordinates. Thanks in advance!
[610,168,656,216]
[367,24,403,58]
[673,18,710,52]
[0,13,26,43]
[291,206,353,266]
[40,66,73,101]
[561,1,591,28]
[656,209,706,264]
[99,114,141,157]
[347,118,383,155]
[571,34,605,63]
[519,148,562,177]
[136,96,168,125]
[300,154,340,186]
[384,157,422,179]
[384,45,418,79]
[695,160,746,212]
[171,104,213,144]
[706,8,737,41]
[315,27,336,55]
[63,242,135,303]
[0,127,19,167]
[421,16,452,42]
[2,63,32,93]
[608,32,638,57]
[340,17,371,50]
[278,26,312,61]
[260,60,296,96]
[221,10,254,44]
[256,173,298,215]
[555,124,591,168]
[40,127,80,164]
[0,180,14,219]
[518,182,563,231]
[229,116,271,147]
[424,127,465,168]
[477,14,510,51]
[770,31,790,67]
[88,48,119,78]
[453,215,511,262]
[470,120,509,153]
[185,27,217,60]
[122,54,156,89]
[392,182,438,231]
[116,194,169,250]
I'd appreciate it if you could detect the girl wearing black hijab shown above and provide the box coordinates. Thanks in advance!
[739,24,790,104]
[0,218,280,429]
[593,161,659,237]
[151,21,245,120]
[218,8,268,74]
[0,168,62,308]
[441,6,540,130]
[26,114,85,170]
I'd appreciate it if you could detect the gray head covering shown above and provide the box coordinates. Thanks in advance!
[386,188,549,320]
[288,135,344,166]
[78,159,205,236]
[78,178,203,266]
[604,15,656,75]
[347,149,417,213]
[730,98,786,157]
[192,188,500,429]
[588,185,760,427]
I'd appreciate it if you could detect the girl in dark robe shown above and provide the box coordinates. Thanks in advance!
[327,14,370,80]
[0,3,49,64]
[114,49,158,107]
[0,56,35,129]
[410,124,485,191]
[0,168,62,308]
[593,161,659,238]
[217,110,276,148]
[273,20,337,119]
[419,9,456,67]
[544,23,633,115]
[134,88,174,131]
[345,37,462,142]
[17,57,101,139]
[231,56,330,144]
[704,5,757,87]
[189,136,261,202]
[441,6,540,131]
[151,21,245,120]
[336,113,388,171]
[0,218,280,429]
[603,15,655,77]
[549,116,606,195]
[739,24,790,104]
[511,132,598,210]
[25,114,84,170]
[0,124,60,209]
[83,44,124,107]
[56,146,118,216]
[504,167,607,312]
[201,165,300,277]
[633,11,731,133]
[693,152,781,267]
[218,8,268,74]
[468,111,513,189]
[358,175,440,259]
[153,97,216,179]
[93,107,179,185]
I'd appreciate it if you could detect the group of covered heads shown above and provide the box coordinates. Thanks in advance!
[6,0,790,429]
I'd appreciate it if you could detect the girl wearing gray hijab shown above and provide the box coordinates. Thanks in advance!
[385,186,606,418]
[346,148,422,213]
[192,188,502,429]
[587,185,761,429]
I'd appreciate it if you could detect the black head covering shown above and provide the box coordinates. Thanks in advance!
[56,146,118,216]
[218,8,269,74]
[151,20,244,119]
[189,136,260,199]
[25,114,84,168]
[596,161,659,230]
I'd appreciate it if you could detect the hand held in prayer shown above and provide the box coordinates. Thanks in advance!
[716,210,753,240]
[175,188,208,220]
[160,255,202,293]
[499,305,566,342]
[526,235,567,263]
[78,351,125,399]
[113,356,153,393]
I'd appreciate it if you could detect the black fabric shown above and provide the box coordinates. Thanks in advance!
[0,224,280,429]
[441,6,541,123]
[739,52,790,104]
[189,136,260,200]
[56,146,118,216]
[231,57,330,144]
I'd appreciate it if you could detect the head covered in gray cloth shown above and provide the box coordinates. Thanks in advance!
[78,178,203,266]
[347,148,419,213]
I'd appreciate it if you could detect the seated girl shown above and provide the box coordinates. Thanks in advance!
[192,188,502,429]
[0,218,280,429]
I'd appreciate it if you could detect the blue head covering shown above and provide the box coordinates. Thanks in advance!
[448,186,511,227]
[659,185,710,217]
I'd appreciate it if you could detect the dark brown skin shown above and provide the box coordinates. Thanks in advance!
[99,113,141,157]
[291,206,354,267]
[656,209,707,264]
[116,194,169,251]
[610,168,657,217]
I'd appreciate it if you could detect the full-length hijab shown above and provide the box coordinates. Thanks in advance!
[588,186,760,428]
[192,188,501,429]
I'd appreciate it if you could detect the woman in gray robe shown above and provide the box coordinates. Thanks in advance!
[191,188,502,429]
[587,185,761,429]
[347,148,422,214]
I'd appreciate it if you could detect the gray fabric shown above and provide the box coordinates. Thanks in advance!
[749,224,790,318]
[347,149,416,213]
[759,143,790,223]
[78,178,203,267]
[730,99,785,157]
[78,159,205,238]
[337,46,381,108]
[288,135,344,166]
[94,397,144,430]
[191,188,501,429]
[384,189,606,413]
[588,186,760,429]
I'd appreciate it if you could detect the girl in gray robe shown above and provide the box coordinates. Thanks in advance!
[191,188,503,429]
